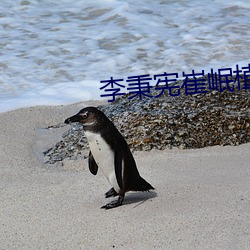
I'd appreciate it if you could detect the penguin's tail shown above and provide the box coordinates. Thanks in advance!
[132,176,154,192]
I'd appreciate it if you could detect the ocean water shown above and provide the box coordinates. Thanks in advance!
[0,0,249,112]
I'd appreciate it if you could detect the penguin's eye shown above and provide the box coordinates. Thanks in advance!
[79,112,88,119]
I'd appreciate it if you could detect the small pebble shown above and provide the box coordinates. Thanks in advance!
[43,75,250,164]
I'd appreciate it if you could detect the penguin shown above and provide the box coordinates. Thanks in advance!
[65,107,154,209]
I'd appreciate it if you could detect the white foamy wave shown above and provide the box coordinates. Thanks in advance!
[0,80,106,112]
[0,0,249,112]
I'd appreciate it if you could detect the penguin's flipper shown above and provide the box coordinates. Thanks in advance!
[114,146,124,190]
[101,196,124,209]
[88,151,98,175]
[105,187,118,198]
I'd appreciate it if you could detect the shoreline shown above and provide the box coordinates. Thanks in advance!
[0,102,249,249]
[43,76,250,164]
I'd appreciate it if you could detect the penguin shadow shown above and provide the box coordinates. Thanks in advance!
[122,190,157,208]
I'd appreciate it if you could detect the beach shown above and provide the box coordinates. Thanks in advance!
[0,102,249,249]
[1,0,250,248]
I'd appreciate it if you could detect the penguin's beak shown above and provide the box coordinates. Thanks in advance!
[64,114,81,124]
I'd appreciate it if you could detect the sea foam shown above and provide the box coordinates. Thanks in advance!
[0,0,249,112]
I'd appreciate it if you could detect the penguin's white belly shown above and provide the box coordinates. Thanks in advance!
[85,131,120,193]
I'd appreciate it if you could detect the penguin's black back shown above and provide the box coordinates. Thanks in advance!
[100,119,154,192]
[73,107,154,192]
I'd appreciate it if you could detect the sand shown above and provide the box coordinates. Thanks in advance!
[0,102,249,250]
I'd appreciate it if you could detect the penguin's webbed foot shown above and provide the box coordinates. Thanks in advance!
[105,187,118,198]
[101,196,124,209]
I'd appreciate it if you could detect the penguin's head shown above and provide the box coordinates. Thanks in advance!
[65,107,109,129]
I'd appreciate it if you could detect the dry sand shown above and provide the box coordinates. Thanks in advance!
[0,102,249,249]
